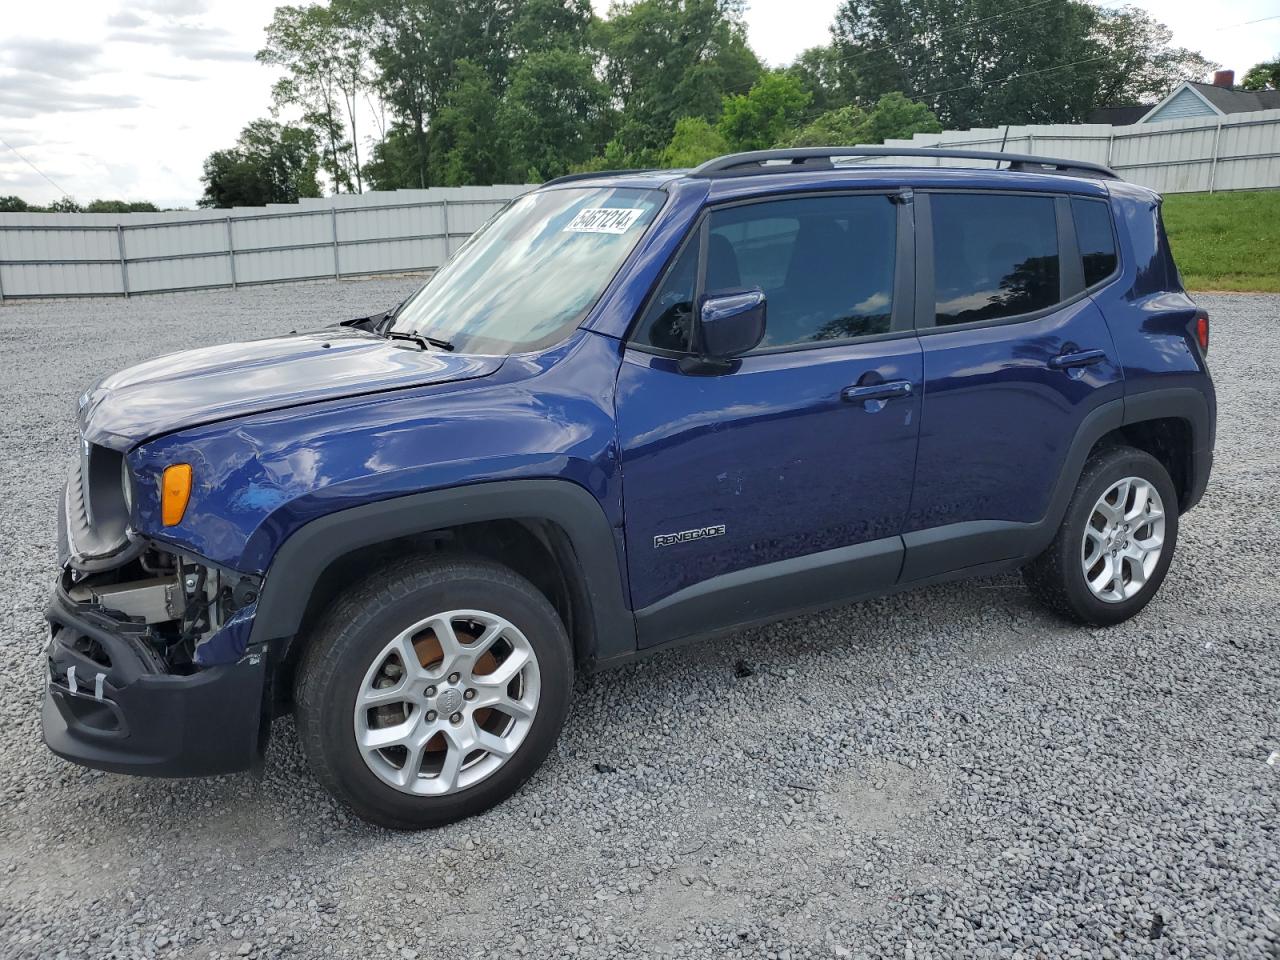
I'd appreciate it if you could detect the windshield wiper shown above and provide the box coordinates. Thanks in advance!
[386,330,455,352]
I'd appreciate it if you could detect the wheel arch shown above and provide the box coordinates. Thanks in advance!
[1047,388,1211,549]
[1116,387,1213,513]
[900,388,1212,583]
[249,480,636,696]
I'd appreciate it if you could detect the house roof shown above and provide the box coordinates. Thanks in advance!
[1086,105,1152,126]
[1186,81,1280,114]
[1138,80,1280,122]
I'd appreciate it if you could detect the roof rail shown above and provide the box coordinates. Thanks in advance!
[690,147,1119,181]
[540,168,660,188]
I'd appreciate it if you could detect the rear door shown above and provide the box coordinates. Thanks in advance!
[902,189,1124,580]
[616,190,922,643]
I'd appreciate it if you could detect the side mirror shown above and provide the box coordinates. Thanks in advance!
[691,289,766,367]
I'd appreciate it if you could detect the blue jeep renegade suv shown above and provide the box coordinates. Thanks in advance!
[45,147,1215,828]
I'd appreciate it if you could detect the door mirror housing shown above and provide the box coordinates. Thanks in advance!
[689,289,766,370]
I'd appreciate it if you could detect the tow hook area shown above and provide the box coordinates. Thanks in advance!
[44,583,268,777]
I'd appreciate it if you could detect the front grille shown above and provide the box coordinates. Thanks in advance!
[62,441,135,569]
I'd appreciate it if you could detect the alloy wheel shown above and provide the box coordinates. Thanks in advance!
[353,610,541,796]
[1080,476,1166,603]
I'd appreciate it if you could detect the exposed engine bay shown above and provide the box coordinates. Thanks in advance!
[62,544,260,674]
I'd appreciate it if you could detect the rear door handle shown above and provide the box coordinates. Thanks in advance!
[1048,348,1107,370]
[841,380,914,403]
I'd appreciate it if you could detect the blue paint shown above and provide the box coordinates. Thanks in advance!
[71,164,1211,655]
[193,601,258,666]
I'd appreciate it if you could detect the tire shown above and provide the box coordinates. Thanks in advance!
[294,554,573,830]
[1023,445,1179,626]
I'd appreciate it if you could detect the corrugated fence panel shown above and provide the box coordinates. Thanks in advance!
[126,251,233,293]
[338,203,445,244]
[879,110,1279,195]
[234,245,336,285]
[340,237,449,276]
[0,260,124,298]
[6,126,1280,302]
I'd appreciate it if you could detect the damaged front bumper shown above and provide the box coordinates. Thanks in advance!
[42,586,267,777]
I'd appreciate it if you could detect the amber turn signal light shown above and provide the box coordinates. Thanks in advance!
[161,464,193,526]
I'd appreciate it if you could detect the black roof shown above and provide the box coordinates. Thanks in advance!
[1086,105,1151,126]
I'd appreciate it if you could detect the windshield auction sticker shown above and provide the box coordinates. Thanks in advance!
[564,207,646,234]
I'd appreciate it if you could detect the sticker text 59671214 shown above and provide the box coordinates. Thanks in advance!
[563,207,645,234]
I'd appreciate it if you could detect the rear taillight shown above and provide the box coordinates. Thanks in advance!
[1194,309,1210,355]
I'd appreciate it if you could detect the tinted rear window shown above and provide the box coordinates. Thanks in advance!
[1072,197,1118,287]
[931,193,1060,325]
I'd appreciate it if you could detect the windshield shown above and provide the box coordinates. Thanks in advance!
[391,185,666,354]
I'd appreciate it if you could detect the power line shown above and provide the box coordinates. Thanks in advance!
[822,0,1064,72]
[0,135,70,198]
[912,53,1112,101]
[1210,13,1280,31]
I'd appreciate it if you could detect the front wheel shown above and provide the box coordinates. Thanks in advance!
[1023,446,1180,626]
[294,556,573,829]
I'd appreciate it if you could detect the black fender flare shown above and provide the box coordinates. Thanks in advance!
[247,479,637,663]
[1123,386,1214,510]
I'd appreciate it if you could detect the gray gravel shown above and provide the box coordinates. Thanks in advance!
[0,280,1277,960]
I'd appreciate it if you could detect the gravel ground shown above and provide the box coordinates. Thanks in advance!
[0,281,1277,960]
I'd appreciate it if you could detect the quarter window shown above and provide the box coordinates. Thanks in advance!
[1072,197,1118,287]
[707,195,897,349]
[931,193,1061,326]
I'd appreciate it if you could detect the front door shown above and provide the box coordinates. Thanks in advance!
[616,191,922,644]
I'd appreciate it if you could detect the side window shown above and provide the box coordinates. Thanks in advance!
[1072,197,1118,287]
[931,193,1060,326]
[708,195,897,349]
[632,238,698,352]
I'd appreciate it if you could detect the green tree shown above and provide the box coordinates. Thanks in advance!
[361,124,424,191]
[1241,57,1280,91]
[785,45,854,113]
[718,72,811,152]
[1087,6,1216,108]
[199,120,322,208]
[84,200,160,213]
[784,93,939,147]
[660,116,730,167]
[599,0,762,160]
[501,49,612,180]
[259,3,373,193]
[47,197,83,213]
[428,61,508,185]
[858,91,941,143]
[786,104,868,147]
[830,0,1214,127]
[0,196,30,212]
[571,139,635,174]
[359,0,522,189]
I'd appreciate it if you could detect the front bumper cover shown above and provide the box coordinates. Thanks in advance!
[42,588,266,778]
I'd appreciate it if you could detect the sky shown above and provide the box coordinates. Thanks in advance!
[2,0,1278,208]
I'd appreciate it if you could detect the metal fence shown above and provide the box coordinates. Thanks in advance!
[3,108,1278,302]
[870,108,1280,195]
[0,184,531,301]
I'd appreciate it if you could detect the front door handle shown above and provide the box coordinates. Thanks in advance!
[1048,348,1107,370]
[842,380,914,404]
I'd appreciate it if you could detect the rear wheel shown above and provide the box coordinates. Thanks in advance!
[295,556,572,829]
[1024,446,1179,626]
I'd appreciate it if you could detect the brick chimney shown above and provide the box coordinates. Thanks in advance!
[1213,69,1235,88]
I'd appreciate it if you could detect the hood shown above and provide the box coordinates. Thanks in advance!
[79,328,505,448]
